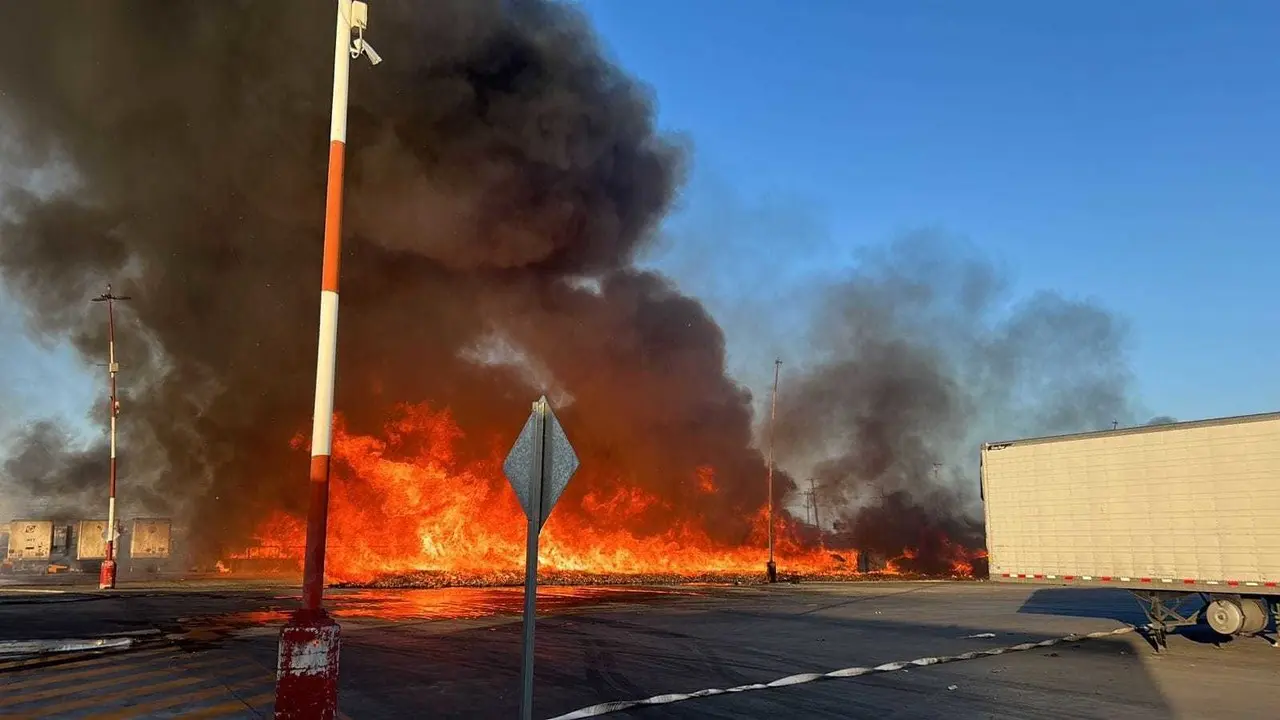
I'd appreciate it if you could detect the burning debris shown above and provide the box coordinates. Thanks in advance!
[0,4,1134,583]
[215,402,987,585]
[345,567,964,590]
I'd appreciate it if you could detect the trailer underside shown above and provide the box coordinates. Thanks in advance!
[993,576,1279,650]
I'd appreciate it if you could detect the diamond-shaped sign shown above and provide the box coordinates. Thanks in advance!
[503,396,579,530]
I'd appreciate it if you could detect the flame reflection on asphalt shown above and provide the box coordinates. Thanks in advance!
[209,585,699,628]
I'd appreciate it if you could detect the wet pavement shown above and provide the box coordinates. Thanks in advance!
[220,585,705,624]
[0,581,1277,718]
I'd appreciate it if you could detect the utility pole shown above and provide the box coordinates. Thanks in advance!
[91,285,130,590]
[810,478,820,531]
[766,358,781,583]
[275,2,379,718]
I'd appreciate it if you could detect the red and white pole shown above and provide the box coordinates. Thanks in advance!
[275,1,375,717]
[103,296,119,589]
[766,358,780,583]
[92,284,129,590]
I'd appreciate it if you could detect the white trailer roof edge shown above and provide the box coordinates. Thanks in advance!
[983,409,1280,450]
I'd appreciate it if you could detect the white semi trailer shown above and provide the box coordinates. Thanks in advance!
[981,411,1280,647]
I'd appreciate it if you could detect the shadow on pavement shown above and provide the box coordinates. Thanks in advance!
[1013,587,1276,648]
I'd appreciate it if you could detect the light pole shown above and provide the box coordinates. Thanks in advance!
[91,285,130,590]
[274,2,379,718]
[766,358,781,582]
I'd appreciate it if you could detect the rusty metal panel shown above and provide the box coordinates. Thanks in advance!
[77,519,110,560]
[129,518,172,559]
[8,521,53,561]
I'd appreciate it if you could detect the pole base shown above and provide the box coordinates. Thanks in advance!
[766,560,777,583]
[274,610,341,720]
[98,560,117,590]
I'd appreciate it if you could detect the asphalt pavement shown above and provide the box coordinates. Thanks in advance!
[0,579,1276,718]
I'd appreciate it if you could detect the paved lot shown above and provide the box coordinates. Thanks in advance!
[0,580,1276,718]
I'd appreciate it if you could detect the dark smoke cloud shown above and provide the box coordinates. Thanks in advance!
[0,421,165,520]
[0,0,774,556]
[0,423,100,519]
[0,2,1142,571]
[775,232,1138,560]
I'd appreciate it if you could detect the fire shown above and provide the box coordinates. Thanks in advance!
[234,403,853,584]
[231,402,984,585]
[884,531,988,578]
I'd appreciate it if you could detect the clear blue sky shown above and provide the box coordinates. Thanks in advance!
[580,0,1280,421]
[4,1,1278,439]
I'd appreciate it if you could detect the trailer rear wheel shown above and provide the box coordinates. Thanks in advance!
[1206,598,1245,636]
[1239,598,1269,634]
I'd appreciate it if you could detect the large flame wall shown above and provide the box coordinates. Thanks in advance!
[237,403,986,585]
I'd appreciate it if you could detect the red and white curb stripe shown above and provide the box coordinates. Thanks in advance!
[1001,573,1278,588]
[546,626,1138,720]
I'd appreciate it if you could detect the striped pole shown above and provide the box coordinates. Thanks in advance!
[766,358,780,583]
[276,2,373,717]
[105,296,119,588]
[92,285,130,590]
[300,0,353,615]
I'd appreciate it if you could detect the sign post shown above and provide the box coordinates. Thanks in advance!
[503,396,579,720]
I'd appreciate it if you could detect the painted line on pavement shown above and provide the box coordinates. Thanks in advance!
[0,647,277,718]
[0,649,173,692]
[547,625,1140,719]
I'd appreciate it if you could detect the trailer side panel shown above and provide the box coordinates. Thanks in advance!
[982,413,1280,595]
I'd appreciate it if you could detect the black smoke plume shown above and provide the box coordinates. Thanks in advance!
[0,0,787,559]
[775,233,1137,567]
[0,3,1140,574]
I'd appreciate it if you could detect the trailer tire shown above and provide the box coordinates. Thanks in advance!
[1239,598,1269,634]
[1205,598,1245,636]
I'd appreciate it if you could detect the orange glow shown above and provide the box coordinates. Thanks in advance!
[232,403,981,584]
[695,466,717,494]
[188,587,703,631]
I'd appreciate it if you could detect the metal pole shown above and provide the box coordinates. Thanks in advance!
[300,0,355,614]
[92,285,129,590]
[107,296,118,584]
[275,3,377,718]
[520,398,548,720]
[766,358,780,582]
[810,478,819,531]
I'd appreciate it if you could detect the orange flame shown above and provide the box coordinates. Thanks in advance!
[233,403,981,584]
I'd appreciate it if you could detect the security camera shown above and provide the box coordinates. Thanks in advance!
[351,37,381,66]
[362,40,382,66]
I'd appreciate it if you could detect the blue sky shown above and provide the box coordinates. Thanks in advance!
[4,1,1279,441]
[580,0,1280,421]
